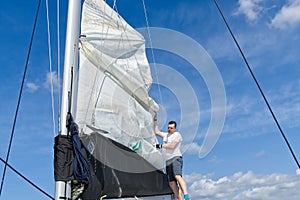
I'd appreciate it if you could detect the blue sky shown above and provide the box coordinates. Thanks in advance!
[1,0,300,199]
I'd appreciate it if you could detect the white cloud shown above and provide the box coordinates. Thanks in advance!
[182,142,202,155]
[222,95,273,138]
[185,171,300,199]
[208,155,223,164]
[268,81,300,128]
[182,142,223,163]
[26,82,39,93]
[222,78,300,137]
[44,71,60,92]
[254,150,267,157]
[234,0,263,22]
[271,0,300,29]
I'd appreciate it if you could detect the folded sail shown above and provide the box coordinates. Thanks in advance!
[75,0,171,198]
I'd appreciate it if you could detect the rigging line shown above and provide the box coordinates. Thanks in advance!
[67,44,77,120]
[0,157,54,200]
[0,0,42,196]
[80,44,103,123]
[112,0,118,12]
[213,0,300,169]
[141,0,164,107]
[68,67,74,115]
[57,0,61,135]
[84,1,121,124]
[114,0,149,107]
[46,0,57,137]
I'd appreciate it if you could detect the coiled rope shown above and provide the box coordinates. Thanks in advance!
[67,114,91,183]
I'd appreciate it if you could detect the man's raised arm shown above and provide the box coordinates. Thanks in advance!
[154,114,163,138]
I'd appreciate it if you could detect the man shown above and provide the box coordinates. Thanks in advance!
[154,119,191,200]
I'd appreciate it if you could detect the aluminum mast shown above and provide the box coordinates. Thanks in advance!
[55,1,81,199]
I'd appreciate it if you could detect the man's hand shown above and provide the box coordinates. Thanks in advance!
[154,113,158,122]
[153,113,163,138]
[153,113,158,126]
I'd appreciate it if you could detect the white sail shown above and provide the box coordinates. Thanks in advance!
[76,0,163,171]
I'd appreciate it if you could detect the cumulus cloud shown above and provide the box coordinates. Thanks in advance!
[271,0,300,29]
[26,82,39,93]
[185,171,300,199]
[234,0,263,22]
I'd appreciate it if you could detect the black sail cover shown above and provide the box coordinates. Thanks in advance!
[54,135,74,181]
[80,132,172,199]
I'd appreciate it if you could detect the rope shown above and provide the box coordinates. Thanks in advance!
[112,0,118,12]
[57,0,62,135]
[66,64,90,182]
[0,157,54,200]
[141,0,163,106]
[213,0,300,169]
[67,114,91,182]
[0,0,42,196]
[46,0,57,137]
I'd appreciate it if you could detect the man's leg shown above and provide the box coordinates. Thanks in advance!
[169,181,183,200]
[175,175,188,195]
[172,157,190,199]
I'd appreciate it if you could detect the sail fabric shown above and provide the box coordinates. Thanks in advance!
[80,133,172,198]
[76,0,163,173]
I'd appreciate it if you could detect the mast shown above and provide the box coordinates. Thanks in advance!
[55,0,81,199]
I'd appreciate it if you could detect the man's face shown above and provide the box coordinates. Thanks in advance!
[167,124,176,134]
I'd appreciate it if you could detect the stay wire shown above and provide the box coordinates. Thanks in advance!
[57,0,62,135]
[213,0,300,169]
[46,0,57,137]
[0,157,54,200]
[0,0,42,196]
[141,0,164,107]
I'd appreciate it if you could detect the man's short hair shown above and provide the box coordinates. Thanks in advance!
[168,121,177,128]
